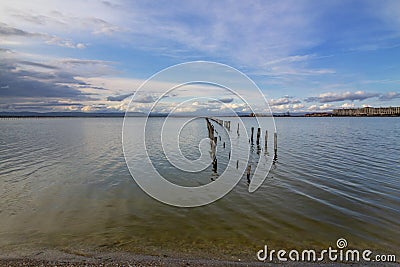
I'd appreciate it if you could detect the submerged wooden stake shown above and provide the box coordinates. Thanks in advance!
[246,165,251,183]
[212,158,217,173]
[251,127,254,144]
[274,132,278,159]
[237,123,240,136]
[256,127,261,145]
[264,130,268,150]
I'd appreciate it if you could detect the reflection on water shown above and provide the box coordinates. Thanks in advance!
[0,117,399,259]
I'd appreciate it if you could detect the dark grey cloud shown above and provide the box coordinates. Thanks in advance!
[78,85,107,90]
[379,92,400,101]
[107,93,134,101]
[304,91,379,103]
[1,101,84,111]
[0,52,92,100]
[18,60,59,70]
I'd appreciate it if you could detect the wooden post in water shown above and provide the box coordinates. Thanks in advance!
[256,128,261,145]
[223,142,225,148]
[250,127,254,144]
[237,123,240,136]
[246,165,251,183]
[274,132,278,159]
[205,118,214,140]
[214,136,218,145]
[236,160,239,169]
[264,130,268,150]
[212,158,217,173]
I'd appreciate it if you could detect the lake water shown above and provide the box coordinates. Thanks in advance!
[0,117,399,260]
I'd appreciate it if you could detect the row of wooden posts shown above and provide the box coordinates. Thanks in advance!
[205,118,277,177]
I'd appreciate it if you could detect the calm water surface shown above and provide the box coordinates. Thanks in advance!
[0,117,399,259]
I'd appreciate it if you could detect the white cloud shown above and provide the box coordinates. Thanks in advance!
[340,103,355,108]
[307,103,333,111]
[307,104,317,111]
[292,103,305,109]
[319,103,333,110]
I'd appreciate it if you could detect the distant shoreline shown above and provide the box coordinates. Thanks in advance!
[1,110,400,118]
[1,113,400,118]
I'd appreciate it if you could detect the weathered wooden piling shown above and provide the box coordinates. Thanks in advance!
[214,136,218,145]
[224,121,231,130]
[205,118,214,140]
[236,160,239,169]
[274,132,277,159]
[256,128,261,145]
[212,158,217,173]
[223,142,225,148]
[237,123,240,136]
[246,165,251,183]
[210,136,216,160]
[250,127,254,144]
[264,130,268,149]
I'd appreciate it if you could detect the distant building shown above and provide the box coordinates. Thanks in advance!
[333,107,400,116]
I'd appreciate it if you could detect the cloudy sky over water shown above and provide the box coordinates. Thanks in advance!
[0,0,400,114]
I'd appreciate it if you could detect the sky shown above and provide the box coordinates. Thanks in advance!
[0,0,400,114]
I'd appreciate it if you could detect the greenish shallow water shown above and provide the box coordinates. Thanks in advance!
[0,117,399,260]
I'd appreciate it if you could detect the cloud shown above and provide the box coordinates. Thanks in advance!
[340,103,355,108]
[292,103,305,109]
[274,104,290,111]
[0,69,86,99]
[18,60,59,70]
[270,96,302,106]
[319,103,333,110]
[0,22,41,37]
[208,97,233,104]
[307,103,333,111]
[131,95,156,103]
[0,48,117,106]
[305,91,380,103]
[107,93,134,101]
[307,105,317,111]
[0,22,86,49]
[379,92,400,101]
[270,97,290,106]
